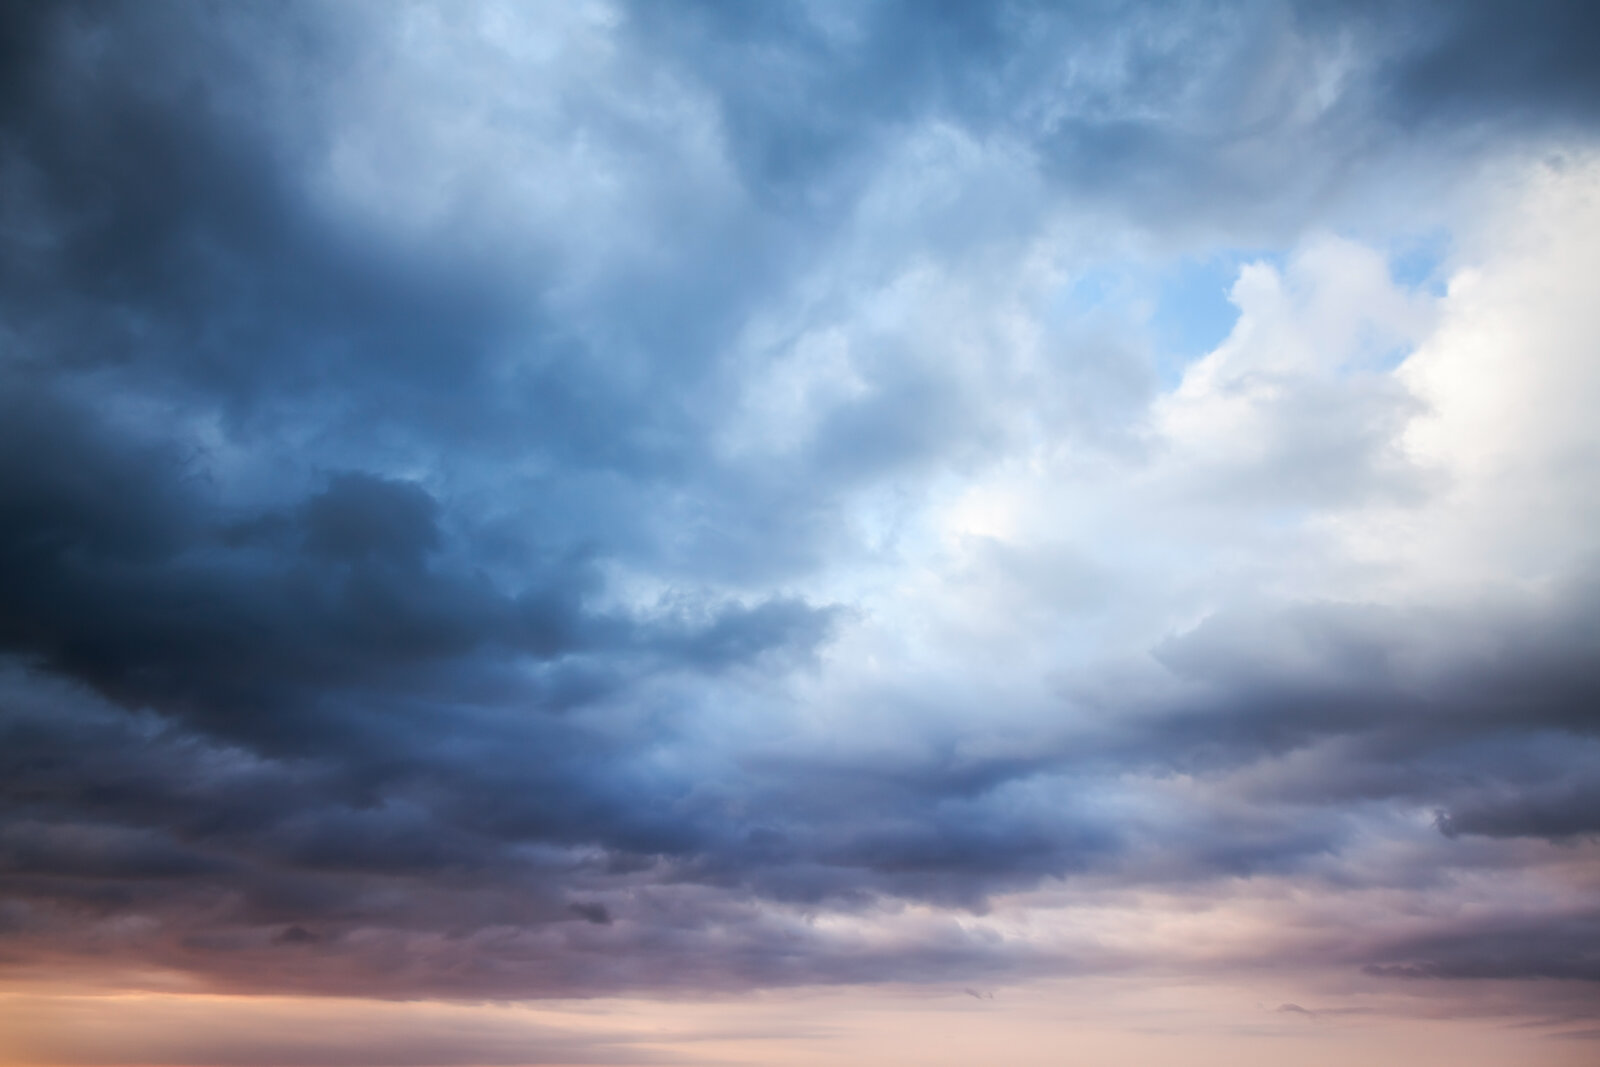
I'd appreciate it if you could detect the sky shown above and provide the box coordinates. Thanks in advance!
[1,1,1599,1064]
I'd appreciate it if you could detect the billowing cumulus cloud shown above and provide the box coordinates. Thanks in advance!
[2,0,1599,1061]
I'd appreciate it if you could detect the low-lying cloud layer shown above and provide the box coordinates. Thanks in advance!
[1,0,1597,1043]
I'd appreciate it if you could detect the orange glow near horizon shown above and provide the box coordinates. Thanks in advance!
[3,979,1597,1067]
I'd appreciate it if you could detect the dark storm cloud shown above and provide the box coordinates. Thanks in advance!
[612,0,1600,254]
[1361,912,1600,982]
[1304,0,1600,130]
[1139,589,1600,766]
[0,0,841,694]
[0,388,630,752]
[1435,779,1600,842]
[0,0,844,992]
[1078,589,1600,876]
[0,5,500,415]
[1,0,1598,1006]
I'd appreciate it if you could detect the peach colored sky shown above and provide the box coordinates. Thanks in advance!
[3,981,1597,1067]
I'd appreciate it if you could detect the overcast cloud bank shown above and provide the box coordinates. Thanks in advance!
[1,2,1598,1060]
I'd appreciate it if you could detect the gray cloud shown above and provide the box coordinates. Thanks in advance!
[0,0,1597,1019]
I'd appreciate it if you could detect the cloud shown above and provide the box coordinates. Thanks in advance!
[0,0,1597,1035]
[1317,0,1600,130]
